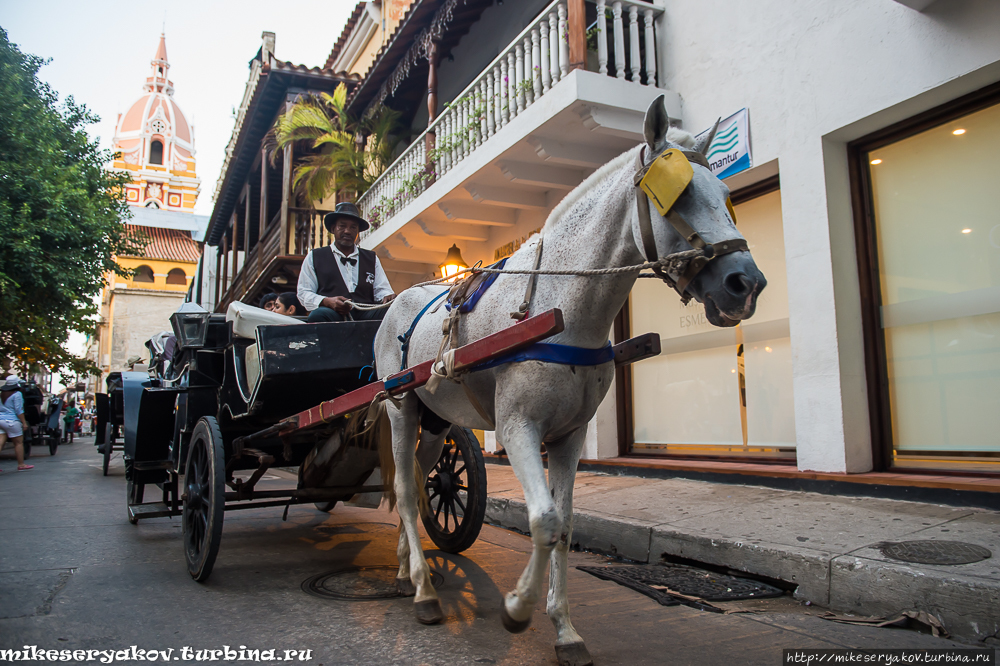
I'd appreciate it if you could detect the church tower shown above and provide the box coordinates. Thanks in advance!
[112,34,201,210]
[86,34,209,394]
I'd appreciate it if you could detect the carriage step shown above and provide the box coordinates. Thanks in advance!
[128,502,180,518]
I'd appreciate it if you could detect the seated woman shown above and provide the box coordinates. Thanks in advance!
[273,292,305,318]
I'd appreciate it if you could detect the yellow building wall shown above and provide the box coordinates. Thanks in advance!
[115,256,197,292]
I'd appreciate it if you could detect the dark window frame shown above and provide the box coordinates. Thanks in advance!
[149,139,164,165]
[848,79,1000,476]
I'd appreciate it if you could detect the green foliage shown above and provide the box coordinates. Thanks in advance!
[0,28,142,377]
[269,83,402,203]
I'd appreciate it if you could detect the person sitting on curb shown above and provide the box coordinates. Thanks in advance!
[273,292,305,317]
[0,376,32,471]
[296,202,395,322]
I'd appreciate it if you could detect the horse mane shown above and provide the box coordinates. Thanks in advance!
[542,127,696,233]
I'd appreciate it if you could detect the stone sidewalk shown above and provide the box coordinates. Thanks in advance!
[483,461,1000,643]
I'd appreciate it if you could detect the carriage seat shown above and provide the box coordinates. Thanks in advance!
[226,301,303,339]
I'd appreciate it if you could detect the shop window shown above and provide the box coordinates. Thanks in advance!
[166,268,187,285]
[854,92,1000,472]
[133,265,154,283]
[628,187,795,460]
[150,140,163,165]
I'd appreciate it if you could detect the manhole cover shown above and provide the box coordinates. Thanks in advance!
[302,566,444,601]
[878,540,991,565]
[578,563,783,610]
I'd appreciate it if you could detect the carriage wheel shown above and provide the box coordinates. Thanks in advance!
[102,422,113,476]
[421,427,486,554]
[182,417,225,582]
[126,479,144,525]
[314,502,337,513]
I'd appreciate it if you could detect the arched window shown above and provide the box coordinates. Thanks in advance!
[166,268,187,285]
[133,265,154,282]
[150,140,164,165]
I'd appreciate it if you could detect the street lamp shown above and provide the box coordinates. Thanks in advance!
[439,244,468,282]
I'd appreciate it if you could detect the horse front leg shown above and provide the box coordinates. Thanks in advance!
[499,417,561,633]
[546,427,592,666]
[387,393,443,624]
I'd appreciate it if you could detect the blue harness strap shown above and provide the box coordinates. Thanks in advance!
[446,258,507,314]
[471,341,614,372]
[399,289,449,370]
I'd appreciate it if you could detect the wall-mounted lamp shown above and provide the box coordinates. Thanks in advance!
[439,244,468,282]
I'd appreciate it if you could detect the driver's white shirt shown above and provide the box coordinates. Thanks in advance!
[297,244,394,311]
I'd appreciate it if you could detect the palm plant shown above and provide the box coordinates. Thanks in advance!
[268,83,401,204]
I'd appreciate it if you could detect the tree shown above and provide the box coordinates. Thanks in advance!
[0,28,142,378]
[269,83,401,203]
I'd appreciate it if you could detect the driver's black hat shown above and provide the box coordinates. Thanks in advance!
[323,202,370,233]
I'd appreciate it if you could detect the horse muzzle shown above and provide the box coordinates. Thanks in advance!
[700,266,766,328]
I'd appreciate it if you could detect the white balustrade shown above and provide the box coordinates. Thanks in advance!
[357,0,664,236]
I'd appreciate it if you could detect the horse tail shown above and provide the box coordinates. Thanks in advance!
[372,405,398,511]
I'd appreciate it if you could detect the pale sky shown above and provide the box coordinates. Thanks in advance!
[1,1,358,379]
[1,0,358,217]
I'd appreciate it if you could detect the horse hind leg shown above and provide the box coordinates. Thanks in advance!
[499,418,561,633]
[387,392,443,624]
[545,428,592,666]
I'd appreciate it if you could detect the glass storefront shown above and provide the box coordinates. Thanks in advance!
[866,101,1000,471]
[630,189,795,459]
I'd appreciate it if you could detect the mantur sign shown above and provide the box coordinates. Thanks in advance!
[695,108,752,180]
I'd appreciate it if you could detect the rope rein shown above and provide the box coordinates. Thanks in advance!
[345,252,697,311]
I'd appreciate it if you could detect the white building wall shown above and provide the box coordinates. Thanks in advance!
[659,0,1000,471]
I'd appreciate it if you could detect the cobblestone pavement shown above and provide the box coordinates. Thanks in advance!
[0,439,986,665]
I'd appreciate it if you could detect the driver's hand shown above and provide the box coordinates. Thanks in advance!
[381,294,396,304]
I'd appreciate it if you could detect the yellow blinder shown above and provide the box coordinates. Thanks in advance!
[726,197,738,225]
[639,149,694,216]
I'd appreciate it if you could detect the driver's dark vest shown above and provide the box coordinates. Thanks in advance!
[312,245,377,304]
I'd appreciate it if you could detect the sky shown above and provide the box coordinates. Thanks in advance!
[1,0,358,383]
[1,0,358,217]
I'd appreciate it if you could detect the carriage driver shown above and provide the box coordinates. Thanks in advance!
[297,202,395,322]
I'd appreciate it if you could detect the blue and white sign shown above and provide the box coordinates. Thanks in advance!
[695,108,752,180]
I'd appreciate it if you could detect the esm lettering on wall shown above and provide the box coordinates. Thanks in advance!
[695,108,752,180]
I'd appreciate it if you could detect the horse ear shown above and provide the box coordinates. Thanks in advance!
[643,94,670,151]
[694,117,721,156]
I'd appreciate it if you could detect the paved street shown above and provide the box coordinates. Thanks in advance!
[0,437,987,665]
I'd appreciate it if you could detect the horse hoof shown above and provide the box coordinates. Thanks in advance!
[414,599,443,625]
[500,602,531,634]
[396,577,416,597]
[555,642,593,666]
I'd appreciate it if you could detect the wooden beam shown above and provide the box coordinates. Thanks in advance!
[567,0,587,72]
[259,147,267,276]
[279,143,292,255]
[425,40,439,169]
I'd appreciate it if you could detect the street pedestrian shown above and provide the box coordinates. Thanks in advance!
[62,399,79,444]
[0,376,32,471]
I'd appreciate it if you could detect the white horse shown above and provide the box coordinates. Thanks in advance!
[373,96,766,666]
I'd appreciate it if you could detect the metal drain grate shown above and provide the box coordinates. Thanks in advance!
[578,563,784,611]
[302,566,444,601]
[877,540,991,565]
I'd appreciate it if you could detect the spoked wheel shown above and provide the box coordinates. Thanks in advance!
[182,417,225,582]
[314,502,337,513]
[126,478,144,525]
[102,422,114,476]
[421,427,486,554]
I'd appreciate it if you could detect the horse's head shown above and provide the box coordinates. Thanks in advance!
[632,96,766,328]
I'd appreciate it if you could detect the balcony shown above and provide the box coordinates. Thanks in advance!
[357,0,677,286]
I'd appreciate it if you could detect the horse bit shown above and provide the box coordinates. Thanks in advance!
[634,146,749,303]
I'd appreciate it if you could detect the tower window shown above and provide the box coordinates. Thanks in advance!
[150,140,164,165]
[166,268,187,285]
[133,265,154,283]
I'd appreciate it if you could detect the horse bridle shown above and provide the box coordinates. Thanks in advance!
[634,147,749,302]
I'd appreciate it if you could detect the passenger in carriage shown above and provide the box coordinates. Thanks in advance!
[272,292,304,317]
[258,293,278,311]
[297,202,395,323]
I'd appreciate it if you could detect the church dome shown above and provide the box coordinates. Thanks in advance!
[112,34,200,212]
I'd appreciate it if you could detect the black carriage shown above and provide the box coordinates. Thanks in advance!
[17,383,61,458]
[97,303,491,582]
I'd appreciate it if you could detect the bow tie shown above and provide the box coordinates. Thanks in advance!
[339,256,357,266]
